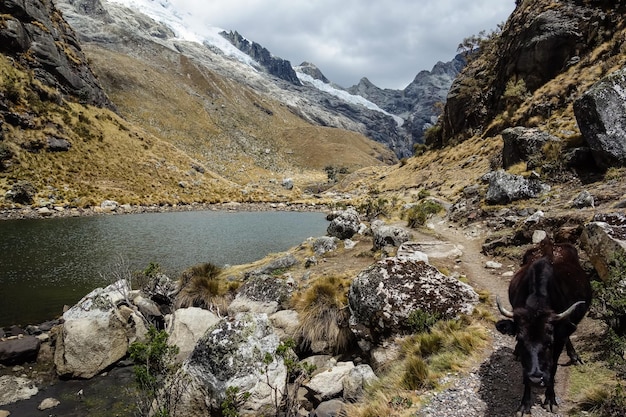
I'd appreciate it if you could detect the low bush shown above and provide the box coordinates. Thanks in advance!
[406,200,444,228]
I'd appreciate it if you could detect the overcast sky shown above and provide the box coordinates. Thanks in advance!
[169,1,515,90]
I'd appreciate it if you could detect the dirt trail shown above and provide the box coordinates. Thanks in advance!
[415,218,575,417]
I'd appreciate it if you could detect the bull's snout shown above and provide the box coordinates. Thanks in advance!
[528,371,547,386]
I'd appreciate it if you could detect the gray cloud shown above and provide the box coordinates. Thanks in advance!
[171,0,515,89]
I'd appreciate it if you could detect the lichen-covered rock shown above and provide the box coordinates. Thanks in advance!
[348,258,478,345]
[580,213,626,281]
[54,280,147,378]
[165,307,220,363]
[574,67,626,169]
[327,209,361,240]
[501,126,559,169]
[228,274,295,315]
[484,170,550,205]
[371,220,411,251]
[0,375,38,406]
[248,253,298,276]
[312,236,339,256]
[179,313,286,417]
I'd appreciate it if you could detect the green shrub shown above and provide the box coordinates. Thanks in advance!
[408,309,442,334]
[406,200,444,228]
[358,197,389,221]
[129,326,182,417]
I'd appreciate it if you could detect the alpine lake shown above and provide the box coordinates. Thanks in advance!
[0,209,329,328]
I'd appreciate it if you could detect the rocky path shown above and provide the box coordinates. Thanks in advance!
[413,219,574,417]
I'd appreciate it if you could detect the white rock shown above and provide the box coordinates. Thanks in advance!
[0,376,38,406]
[532,230,547,244]
[38,397,60,410]
[305,361,355,401]
[485,261,503,269]
[166,307,220,362]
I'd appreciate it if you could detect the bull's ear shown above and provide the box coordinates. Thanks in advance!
[496,319,516,335]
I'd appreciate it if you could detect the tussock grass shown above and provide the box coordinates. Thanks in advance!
[345,315,489,417]
[175,262,230,312]
[292,275,354,354]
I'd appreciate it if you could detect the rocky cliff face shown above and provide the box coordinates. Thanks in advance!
[0,0,112,109]
[440,0,626,146]
[348,56,465,147]
[220,30,301,85]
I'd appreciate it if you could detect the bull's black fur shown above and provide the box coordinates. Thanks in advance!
[496,238,592,416]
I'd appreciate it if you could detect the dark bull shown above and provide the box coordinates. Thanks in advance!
[495,238,592,416]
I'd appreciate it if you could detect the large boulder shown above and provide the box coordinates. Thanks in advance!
[574,67,626,169]
[371,220,411,251]
[484,170,550,205]
[580,213,626,281]
[54,280,147,378]
[178,313,287,417]
[501,126,559,169]
[228,274,295,315]
[327,209,361,240]
[348,258,478,346]
[165,307,220,363]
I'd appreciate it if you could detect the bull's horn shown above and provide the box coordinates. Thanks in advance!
[555,301,586,321]
[496,296,514,318]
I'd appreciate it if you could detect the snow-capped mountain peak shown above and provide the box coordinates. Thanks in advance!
[106,0,257,66]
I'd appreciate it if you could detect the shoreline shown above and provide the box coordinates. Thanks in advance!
[0,200,333,221]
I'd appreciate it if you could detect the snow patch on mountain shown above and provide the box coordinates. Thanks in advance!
[296,72,404,126]
[106,0,258,66]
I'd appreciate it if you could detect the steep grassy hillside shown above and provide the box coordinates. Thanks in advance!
[0,55,244,208]
[82,42,396,190]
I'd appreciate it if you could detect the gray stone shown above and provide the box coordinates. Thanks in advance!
[371,221,411,250]
[327,209,361,240]
[342,364,378,402]
[348,257,478,344]
[310,399,345,417]
[572,190,595,208]
[46,136,71,152]
[484,170,550,205]
[38,397,60,410]
[574,67,626,169]
[0,375,38,406]
[165,307,220,363]
[54,280,147,378]
[0,336,40,366]
[305,361,354,401]
[580,216,626,281]
[501,126,559,168]
[313,236,339,256]
[249,254,298,276]
[180,313,286,416]
[228,274,294,315]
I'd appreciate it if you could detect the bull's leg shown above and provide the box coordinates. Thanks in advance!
[543,340,565,413]
[543,385,558,413]
[516,380,533,416]
[565,337,583,365]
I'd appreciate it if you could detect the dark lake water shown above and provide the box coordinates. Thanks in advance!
[0,210,328,328]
